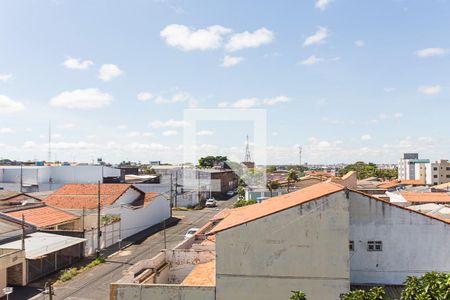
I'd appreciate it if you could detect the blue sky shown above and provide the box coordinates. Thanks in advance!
[0,0,449,164]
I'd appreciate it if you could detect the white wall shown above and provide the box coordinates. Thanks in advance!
[215,192,350,300]
[105,193,170,239]
[349,191,450,285]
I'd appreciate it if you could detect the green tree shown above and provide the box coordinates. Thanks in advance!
[290,290,307,300]
[266,180,281,197]
[340,287,388,300]
[237,185,245,199]
[198,156,228,168]
[233,199,257,208]
[286,169,299,192]
[266,165,277,173]
[401,272,450,300]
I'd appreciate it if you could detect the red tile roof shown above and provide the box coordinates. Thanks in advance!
[401,192,450,203]
[378,180,426,189]
[208,182,345,234]
[181,260,215,286]
[44,184,134,209]
[6,205,79,228]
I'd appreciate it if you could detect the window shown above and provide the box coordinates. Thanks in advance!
[447,175,450,178]
[446,167,450,171]
[434,175,438,178]
[349,241,355,251]
[434,167,438,171]
[367,241,382,251]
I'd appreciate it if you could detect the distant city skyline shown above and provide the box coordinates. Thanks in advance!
[1,0,450,164]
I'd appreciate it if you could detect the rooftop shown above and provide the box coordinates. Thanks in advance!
[181,260,215,286]
[401,192,450,203]
[6,205,79,228]
[44,184,134,209]
[208,182,345,234]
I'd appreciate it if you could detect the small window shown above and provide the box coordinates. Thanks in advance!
[367,241,382,251]
[349,241,355,251]
[434,175,438,178]
[434,167,438,171]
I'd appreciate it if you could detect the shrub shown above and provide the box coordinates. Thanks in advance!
[290,290,307,300]
[340,287,388,300]
[401,272,450,300]
[233,199,257,208]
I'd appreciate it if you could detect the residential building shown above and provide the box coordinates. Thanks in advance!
[0,165,122,192]
[398,153,420,180]
[0,193,42,212]
[427,159,450,185]
[112,182,450,300]
[44,184,170,239]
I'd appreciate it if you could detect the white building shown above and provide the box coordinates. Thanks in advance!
[44,184,170,240]
[0,165,122,192]
[112,182,450,300]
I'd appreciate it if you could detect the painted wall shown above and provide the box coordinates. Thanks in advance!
[111,284,215,300]
[349,192,450,284]
[215,192,350,300]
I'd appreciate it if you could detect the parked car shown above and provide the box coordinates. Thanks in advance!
[184,228,199,239]
[205,198,216,207]
[226,190,235,196]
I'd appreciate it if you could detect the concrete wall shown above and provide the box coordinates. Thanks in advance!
[215,192,350,300]
[111,283,215,300]
[349,191,450,284]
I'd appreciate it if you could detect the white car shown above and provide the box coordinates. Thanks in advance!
[226,190,235,196]
[184,228,199,239]
[205,198,216,207]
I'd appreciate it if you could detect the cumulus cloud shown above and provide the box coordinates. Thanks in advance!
[315,0,333,10]
[160,24,231,51]
[137,92,153,101]
[0,127,14,133]
[162,130,178,136]
[415,48,449,57]
[303,27,328,47]
[219,96,291,108]
[0,73,13,82]
[418,85,441,95]
[0,95,25,113]
[225,28,274,52]
[98,64,123,81]
[361,134,372,141]
[355,40,365,47]
[197,130,214,136]
[148,119,188,128]
[222,55,244,67]
[63,57,94,70]
[127,131,154,138]
[299,55,339,65]
[154,91,196,105]
[49,88,113,109]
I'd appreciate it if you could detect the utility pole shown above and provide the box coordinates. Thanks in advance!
[174,170,178,208]
[298,146,302,167]
[20,163,23,193]
[170,174,173,209]
[21,214,25,250]
[163,218,167,249]
[96,181,101,258]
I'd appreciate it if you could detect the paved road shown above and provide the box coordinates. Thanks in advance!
[30,197,236,300]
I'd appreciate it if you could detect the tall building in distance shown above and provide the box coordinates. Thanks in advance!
[398,153,450,185]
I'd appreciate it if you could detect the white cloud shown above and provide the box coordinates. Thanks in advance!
[418,85,441,95]
[63,57,94,70]
[127,131,154,138]
[303,27,328,47]
[222,55,244,67]
[225,28,274,52]
[137,92,153,102]
[162,130,178,136]
[98,64,123,81]
[49,88,113,109]
[58,123,75,129]
[154,91,196,105]
[219,96,291,108]
[197,130,214,136]
[299,55,325,65]
[148,119,188,128]
[0,95,25,113]
[393,112,403,119]
[415,48,449,57]
[315,0,333,10]
[383,87,396,93]
[160,24,231,51]
[0,127,14,133]
[0,73,13,82]
[128,142,169,151]
[118,124,128,130]
[361,134,372,141]
[355,40,365,47]
[262,96,291,105]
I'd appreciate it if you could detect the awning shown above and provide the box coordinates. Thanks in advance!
[0,232,86,259]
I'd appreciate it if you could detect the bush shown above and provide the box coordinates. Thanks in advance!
[59,268,78,282]
[340,287,388,300]
[290,290,307,300]
[401,272,450,300]
[233,199,257,208]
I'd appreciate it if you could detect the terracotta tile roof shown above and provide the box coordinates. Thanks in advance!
[6,205,79,228]
[181,260,215,286]
[44,184,134,209]
[208,182,345,234]
[144,192,158,205]
[378,180,426,189]
[401,192,450,203]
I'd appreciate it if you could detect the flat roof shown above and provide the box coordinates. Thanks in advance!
[0,232,85,259]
